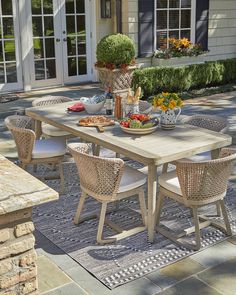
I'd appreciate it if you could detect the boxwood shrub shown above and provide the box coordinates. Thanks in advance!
[131,58,236,97]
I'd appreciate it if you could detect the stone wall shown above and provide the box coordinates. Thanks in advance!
[0,209,38,295]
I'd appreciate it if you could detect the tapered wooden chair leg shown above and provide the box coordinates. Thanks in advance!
[59,162,65,194]
[155,192,165,228]
[74,192,87,225]
[219,199,232,236]
[192,207,201,250]
[162,163,168,173]
[97,202,108,244]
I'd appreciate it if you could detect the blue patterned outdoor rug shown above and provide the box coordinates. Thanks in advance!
[33,161,236,289]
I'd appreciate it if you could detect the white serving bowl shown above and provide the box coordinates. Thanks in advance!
[82,100,105,114]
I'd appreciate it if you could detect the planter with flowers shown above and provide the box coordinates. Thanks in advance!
[152,38,207,68]
[95,34,137,93]
[153,92,183,130]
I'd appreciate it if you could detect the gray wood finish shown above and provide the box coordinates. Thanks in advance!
[26,102,232,242]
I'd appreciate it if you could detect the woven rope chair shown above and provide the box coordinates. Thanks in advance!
[162,114,229,173]
[32,96,74,139]
[139,100,153,114]
[68,143,147,245]
[156,148,236,250]
[5,115,66,193]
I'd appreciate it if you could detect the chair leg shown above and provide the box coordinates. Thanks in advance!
[33,164,37,172]
[192,207,201,250]
[59,162,65,194]
[155,191,165,228]
[138,189,147,226]
[219,199,232,236]
[162,163,168,174]
[74,192,87,225]
[97,202,108,244]
[216,202,221,217]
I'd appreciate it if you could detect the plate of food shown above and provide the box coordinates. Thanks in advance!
[120,114,159,135]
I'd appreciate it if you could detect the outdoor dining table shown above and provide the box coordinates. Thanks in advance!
[26,101,232,242]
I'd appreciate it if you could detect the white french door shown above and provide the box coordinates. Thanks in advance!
[29,0,92,89]
[0,0,23,92]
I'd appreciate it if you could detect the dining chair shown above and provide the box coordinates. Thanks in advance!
[156,148,236,250]
[162,114,229,173]
[5,115,66,193]
[32,95,74,139]
[139,100,153,114]
[68,143,147,245]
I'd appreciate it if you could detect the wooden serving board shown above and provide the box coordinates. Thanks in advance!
[78,120,115,132]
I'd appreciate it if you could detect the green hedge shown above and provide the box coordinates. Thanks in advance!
[131,58,236,97]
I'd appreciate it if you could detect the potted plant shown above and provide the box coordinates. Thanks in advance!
[153,92,183,129]
[152,38,207,67]
[95,34,137,92]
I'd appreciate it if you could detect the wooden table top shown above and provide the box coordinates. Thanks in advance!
[26,102,232,165]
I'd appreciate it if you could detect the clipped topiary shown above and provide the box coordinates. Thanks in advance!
[96,33,135,68]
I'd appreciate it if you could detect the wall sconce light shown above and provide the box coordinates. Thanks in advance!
[101,0,111,18]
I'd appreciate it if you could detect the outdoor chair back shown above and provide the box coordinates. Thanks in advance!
[32,95,73,107]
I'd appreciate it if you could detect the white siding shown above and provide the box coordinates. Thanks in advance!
[124,0,236,65]
[207,0,236,60]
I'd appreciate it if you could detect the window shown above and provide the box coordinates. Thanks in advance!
[155,0,195,49]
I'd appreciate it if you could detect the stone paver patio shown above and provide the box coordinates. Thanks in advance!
[0,84,236,294]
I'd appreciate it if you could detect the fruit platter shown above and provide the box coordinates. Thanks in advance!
[119,114,159,135]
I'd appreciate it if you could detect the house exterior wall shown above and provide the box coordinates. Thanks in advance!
[124,0,236,66]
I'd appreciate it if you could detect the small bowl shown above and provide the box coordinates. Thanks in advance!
[81,99,105,114]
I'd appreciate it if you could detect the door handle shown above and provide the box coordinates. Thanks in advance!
[56,38,60,42]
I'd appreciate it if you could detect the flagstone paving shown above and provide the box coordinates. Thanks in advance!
[1,85,236,294]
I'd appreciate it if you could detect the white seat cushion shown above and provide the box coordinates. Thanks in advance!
[42,123,71,137]
[158,171,182,195]
[32,138,66,159]
[118,165,146,193]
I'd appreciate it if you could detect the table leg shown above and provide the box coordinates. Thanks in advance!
[147,164,157,242]
[34,120,42,139]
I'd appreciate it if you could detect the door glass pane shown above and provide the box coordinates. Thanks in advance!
[0,22,2,39]
[181,10,191,28]
[66,16,75,34]
[34,38,44,59]
[67,36,76,55]
[35,60,45,80]
[32,17,43,37]
[45,38,55,57]
[46,59,56,78]
[156,11,167,30]
[78,57,86,75]
[169,10,179,29]
[77,15,85,33]
[181,0,191,8]
[77,42,86,55]
[32,0,42,14]
[66,0,75,13]
[156,31,167,48]
[68,57,77,76]
[76,0,85,13]
[1,1,13,15]
[44,16,54,36]
[43,0,53,14]
[0,41,3,61]
[169,0,179,8]
[157,0,167,8]
[0,64,4,83]
[3,18,14,38]
[6,62,17,82]
[4,40,15,61]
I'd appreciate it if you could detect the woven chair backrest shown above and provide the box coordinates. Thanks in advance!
[176,148,236,205]
[68,144,125,201]
[182,115,228,133]
[32,96,73,107]
[5,115,35,163]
